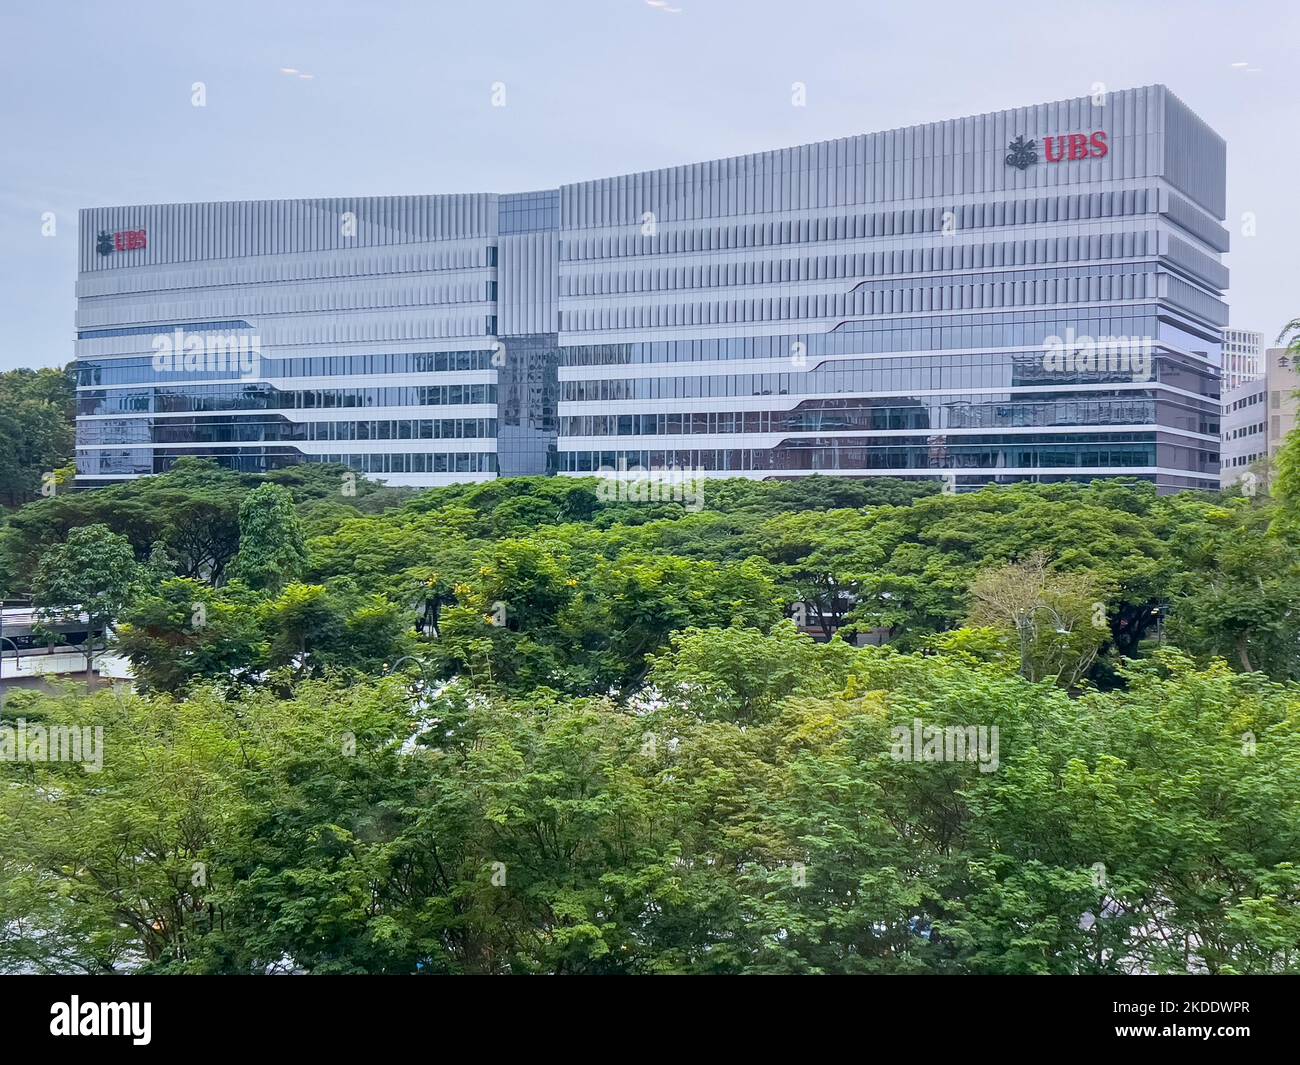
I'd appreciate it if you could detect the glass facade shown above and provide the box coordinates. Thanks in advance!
[498,191,560,235]
[76,349,496,387]
[79,383,497,416]
[556,434,1165,473]
[75,86,1227,491]
[78,447,496,478]
[496,334,560,477]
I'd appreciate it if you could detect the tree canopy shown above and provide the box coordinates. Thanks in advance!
[2,455,1300,974]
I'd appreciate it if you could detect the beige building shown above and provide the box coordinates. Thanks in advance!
[1220,347,1300,488]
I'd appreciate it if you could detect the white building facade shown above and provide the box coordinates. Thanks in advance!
[1221,347,1300,488]
[1222,327,1264,391]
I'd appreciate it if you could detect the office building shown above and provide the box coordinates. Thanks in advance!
[76,84,1227,492]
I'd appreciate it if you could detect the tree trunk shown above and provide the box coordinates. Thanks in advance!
[1236,632,1255,673]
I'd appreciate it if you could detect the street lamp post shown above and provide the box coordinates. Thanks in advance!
[0,635,22,708]
[0,636,21,675]
[382,656,437,693]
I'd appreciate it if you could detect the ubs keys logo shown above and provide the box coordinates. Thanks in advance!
[96,228,148,255]
[1006,131,1108,169]
[1005,135,1037,170]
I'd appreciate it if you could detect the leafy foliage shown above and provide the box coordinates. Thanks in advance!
[3,639,1297,974]
[4,447,1300,973]
[0,366,75,508]
[31,524,140,674]
[228,484,307,594]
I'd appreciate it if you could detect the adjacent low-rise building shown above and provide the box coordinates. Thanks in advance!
[1220,347,1300,488]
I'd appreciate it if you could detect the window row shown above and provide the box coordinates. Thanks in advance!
[77,383,497,416]
[76,348,497,387]
[78,417,496,446]
[561,234,1164,296]
[1227,390,1266,412]
[303,452,496,474]
[559,309,1165,365]
[561,354,1209,402]
[559,398,1172,437]
[557,435,1165,472]
[560,187,1161,262]
[80,247,497,304]
[556,271,1167,331]
[78,448,497,477]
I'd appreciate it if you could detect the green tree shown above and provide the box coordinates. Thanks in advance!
[0,458,246,592]
[31,523,140,680]
[646,620,858,724]
[260,581,414,680]
[0,366,75,508]
[114,578,268,693]
[966,551,1111,687]
[3,640,1299,974]
[228,483,307,593]
[1167,503,1300,679]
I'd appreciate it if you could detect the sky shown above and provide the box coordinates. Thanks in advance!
[1,0,1295,372]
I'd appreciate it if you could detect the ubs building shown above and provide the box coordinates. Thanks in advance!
[76,84,1225,491]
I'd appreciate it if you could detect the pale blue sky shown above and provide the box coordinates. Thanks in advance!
[2,0,1295,370]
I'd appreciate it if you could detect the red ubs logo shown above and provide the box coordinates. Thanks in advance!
[1005,131,1108,170]
[96,228,147,255]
